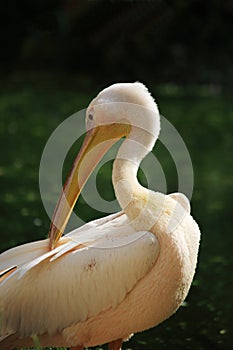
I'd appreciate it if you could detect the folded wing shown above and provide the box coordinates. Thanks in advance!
[0,212,159,337]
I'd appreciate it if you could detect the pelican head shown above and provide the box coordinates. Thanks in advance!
[49,82,160,249]
[86,82,160,143]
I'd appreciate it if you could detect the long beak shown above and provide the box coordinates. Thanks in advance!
[48,122,131,249]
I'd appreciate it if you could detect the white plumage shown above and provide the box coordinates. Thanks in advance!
[0,82,200,350]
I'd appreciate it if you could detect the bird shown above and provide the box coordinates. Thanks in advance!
[0,82,200,350]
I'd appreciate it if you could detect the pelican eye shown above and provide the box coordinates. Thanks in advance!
[88,113,93,120]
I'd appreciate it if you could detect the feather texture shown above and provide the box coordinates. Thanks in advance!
[0,82,200,349]
[0,213,159,337]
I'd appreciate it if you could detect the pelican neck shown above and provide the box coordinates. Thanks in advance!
[112,132,150,213]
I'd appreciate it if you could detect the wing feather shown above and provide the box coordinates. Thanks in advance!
[169,193,190,213]
[0,213,159,337]
[0,239,48,272]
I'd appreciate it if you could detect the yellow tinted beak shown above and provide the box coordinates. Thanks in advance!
[48,122,131,249]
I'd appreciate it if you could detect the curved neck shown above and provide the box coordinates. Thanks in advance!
[112,158,142,215]
[112,129,153,216]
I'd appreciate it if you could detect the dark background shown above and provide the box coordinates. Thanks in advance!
[0,1,232,349]
[1,0,233,87]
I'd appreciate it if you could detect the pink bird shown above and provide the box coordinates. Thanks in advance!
[0,83,200,350]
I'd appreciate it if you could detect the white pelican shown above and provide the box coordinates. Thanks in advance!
[0,82,200,350]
